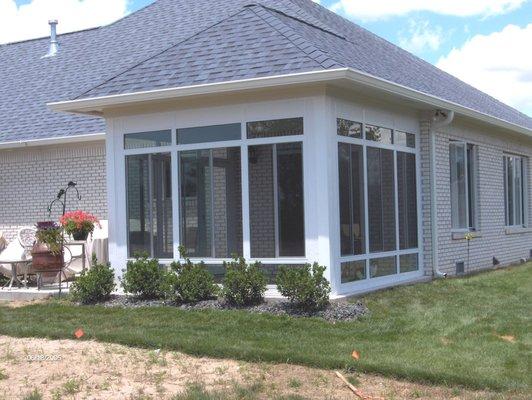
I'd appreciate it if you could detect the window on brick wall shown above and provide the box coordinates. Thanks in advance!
[180,147,243,258]
[504,154,526,227]
[248,142,305,257]
[449,142,478,230]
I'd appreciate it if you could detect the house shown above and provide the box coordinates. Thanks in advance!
[1,0,531,297]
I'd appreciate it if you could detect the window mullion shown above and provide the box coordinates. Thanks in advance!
[210,150,216,258]
[148,154,155,258]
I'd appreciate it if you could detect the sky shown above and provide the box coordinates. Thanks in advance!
[1,0,531,116]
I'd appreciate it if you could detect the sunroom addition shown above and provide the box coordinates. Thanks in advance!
[119,108,422,293]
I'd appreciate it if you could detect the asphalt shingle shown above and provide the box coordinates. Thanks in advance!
[0,0,530,144]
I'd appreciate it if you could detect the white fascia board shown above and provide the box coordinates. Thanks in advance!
[48,69,348,112]
[0,132,105,150]
[342,69,532,138]
[48,67,532,138]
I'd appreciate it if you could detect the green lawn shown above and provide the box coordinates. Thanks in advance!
[1,264,531,393]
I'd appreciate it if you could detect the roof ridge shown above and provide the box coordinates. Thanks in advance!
[248,5,343,70]
[74,7,254,100]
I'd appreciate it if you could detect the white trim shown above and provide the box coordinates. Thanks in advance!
[0,132,105,149]
[48,68,532,138]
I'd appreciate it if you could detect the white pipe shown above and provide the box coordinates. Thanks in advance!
[430,110,454,278]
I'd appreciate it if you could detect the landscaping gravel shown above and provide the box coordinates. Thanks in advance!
[102,296,368,322]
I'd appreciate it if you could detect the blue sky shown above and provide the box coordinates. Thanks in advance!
[3,0,532,115]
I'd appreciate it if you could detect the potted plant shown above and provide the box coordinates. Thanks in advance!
[32,221,64,273]
[60,210,100,241]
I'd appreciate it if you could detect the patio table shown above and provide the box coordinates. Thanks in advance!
[0,259,31,289]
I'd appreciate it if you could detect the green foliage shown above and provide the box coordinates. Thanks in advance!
[35,221,63,255]
[22,389,43,400]
[170,246,218,303]
[121,252,173,300]
[222,256,266,306]
[276,263,331,311]
[70,255,116,304]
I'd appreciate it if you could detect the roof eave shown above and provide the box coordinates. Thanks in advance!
[0,132,105,150]
[48,68,532,138]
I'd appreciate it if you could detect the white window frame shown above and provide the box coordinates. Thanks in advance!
[449,141,478,232]
[504,154,527,228]
[121,118,307,266]
[335,118,423,289]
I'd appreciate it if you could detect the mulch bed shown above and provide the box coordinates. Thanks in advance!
[101,296,368,322]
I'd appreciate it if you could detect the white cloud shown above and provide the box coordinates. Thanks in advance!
[437,23,532,116]
[0,0,128,44]
[399,19,443,53]
[330,0,526,20]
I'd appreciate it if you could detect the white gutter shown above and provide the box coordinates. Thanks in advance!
[0,132,105,150]
[430,110,455,278]
[48,68,532,138]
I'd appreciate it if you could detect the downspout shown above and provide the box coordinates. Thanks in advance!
[430,110,455,278]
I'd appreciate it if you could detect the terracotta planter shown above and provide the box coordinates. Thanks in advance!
[32,242,64,279]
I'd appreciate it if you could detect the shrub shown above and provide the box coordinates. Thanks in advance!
[121,253,173,299]
[222,256,267,306]
[170,246,218,303]
[70,255,116,304]
[276,263,331,311]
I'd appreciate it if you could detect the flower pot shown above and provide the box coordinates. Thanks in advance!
[31,242,64,280]
[72,230,89,241]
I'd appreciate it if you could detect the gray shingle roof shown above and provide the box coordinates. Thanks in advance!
[1,0,530,144]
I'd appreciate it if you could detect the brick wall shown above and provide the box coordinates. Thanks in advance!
[420,119,532,275]
[0,141,107,241]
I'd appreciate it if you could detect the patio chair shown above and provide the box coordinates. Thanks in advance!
[0,229,33,288]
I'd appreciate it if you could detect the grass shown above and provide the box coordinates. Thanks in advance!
[0,264,531,393]
[171,383,307,400]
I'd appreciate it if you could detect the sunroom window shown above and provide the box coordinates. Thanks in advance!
[126,153,173,258]
[179,147,243,258]
[248,142,305,258]
[337,118,419,283]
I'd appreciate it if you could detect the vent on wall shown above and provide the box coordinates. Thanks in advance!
[455,261,465,275]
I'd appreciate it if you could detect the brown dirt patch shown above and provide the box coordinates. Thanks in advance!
[0,335,524,400]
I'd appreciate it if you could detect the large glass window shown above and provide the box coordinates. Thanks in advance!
[124,130,172,150]
[504,155,526,227]
[248,142,305,257]
[126,153,173,258]
[397,152,418,249]
[338,143,365,255]
[246,118,303,139]
[177,123,241,144]
[367,147,396,253]
[450,142,477,230]
[337,118,420,284]
[180,147,242,258]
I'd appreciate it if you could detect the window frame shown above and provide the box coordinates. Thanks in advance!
[449,140,478,232]
[504,153,527,228]
[335,118,421,287]
[122,119,307,265]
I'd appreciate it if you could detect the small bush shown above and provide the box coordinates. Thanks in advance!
[170,246,218,303]
[70,255,115,304]
[222,256,266,306]
[276,263,331,311]
[121,253,173,300]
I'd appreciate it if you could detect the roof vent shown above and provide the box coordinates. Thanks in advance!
[42,20,59,58]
